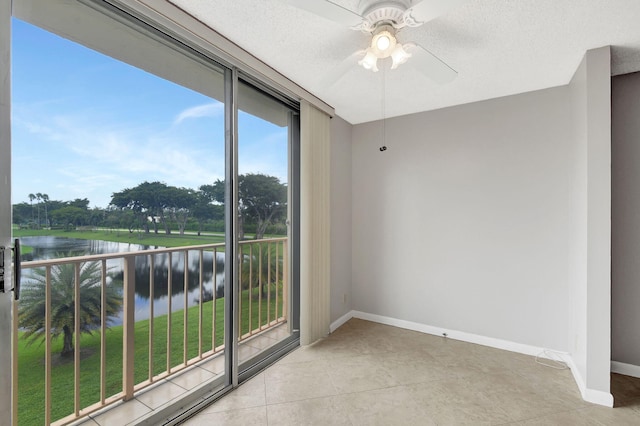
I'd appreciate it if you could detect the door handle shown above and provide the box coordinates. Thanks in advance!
[0,239,21,300]
[13,239,21,300]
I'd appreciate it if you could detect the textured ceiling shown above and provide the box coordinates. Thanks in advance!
[169,0,640,124]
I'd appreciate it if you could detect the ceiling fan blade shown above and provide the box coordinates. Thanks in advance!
[406,0,470,24]
[283,0,363,27]
[407,43,457,84]
[319,51,365,88]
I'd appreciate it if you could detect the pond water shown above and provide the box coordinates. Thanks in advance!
[19,236,225,324]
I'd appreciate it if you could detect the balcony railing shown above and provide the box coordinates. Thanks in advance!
[12,237,288,425]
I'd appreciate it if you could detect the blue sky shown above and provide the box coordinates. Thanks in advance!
[11,18,288,209]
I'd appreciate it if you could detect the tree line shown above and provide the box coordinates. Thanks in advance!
[13,173,287,239]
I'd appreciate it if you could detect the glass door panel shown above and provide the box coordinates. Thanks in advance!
[236,80,299,372]
[9,2,301,423]
[11,13,227,423]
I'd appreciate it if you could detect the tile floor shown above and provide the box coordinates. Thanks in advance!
[183,319,640,425]
[77,325,290,425]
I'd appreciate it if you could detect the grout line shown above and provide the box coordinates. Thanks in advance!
[134,396,154,412]
[507,405,593,424]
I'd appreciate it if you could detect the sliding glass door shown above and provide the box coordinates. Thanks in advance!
[236,79,300,376]
[7,1,299,423]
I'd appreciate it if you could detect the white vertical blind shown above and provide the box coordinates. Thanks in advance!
[300,101,331,345]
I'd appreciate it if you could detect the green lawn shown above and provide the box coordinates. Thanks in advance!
[14,228,286,257]
[17,284,285,425]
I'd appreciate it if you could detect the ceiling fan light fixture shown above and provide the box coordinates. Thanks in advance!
[358,48,379,72]
[371,27,396,57]
[390,43,412,69]
[375,32,391,50]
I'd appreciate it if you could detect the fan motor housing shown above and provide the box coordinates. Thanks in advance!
[358,0,419,30]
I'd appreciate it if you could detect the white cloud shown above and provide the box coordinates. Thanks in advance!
[173,102,223,125]
[13,100,290,207]
[14,107,227,207]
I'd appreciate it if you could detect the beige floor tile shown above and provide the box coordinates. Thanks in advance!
[264,360,338,404]
[74,418,100,425]
[198,354,225,374]
[186,319,640,426]
[341,385,437,426]
[486,388,580,422]
[202,373,266,413]
[461,371,533,396]
[265,373,338,404]
[264,359,328,382]
[432,350,512,378]
[515,404,640,426]
[517,408,603,425]
[579,404,640,425]
[303,335,370,360]
[514,363,580,395]
[182,406,267,426]
[267,395,353,426]
[91,399,151,426]
[275,345,324,364]
[373,350,458,385]
[169,366,217,390]
[239,343,264,364]
[266,324,292,341]
[408,379,512,425]
[324,354,399,394]
[135,380,187,410]
[241,334,279,351]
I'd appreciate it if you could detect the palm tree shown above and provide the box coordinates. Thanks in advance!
[36,193,42,226]
[42,193,49,228]
[19,258,123,357]
[240,242,282,295]
[28,193,35,222]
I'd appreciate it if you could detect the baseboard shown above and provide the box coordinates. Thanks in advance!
[563,356,613,407]
[329,310,354,333]
[332,310,614,407]
[351,310,550,357]
[611,361,640,379]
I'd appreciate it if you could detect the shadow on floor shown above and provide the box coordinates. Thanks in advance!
[611,373,640,408]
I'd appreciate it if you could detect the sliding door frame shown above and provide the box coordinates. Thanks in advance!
[0,0,13,423]
[9,1,301,422]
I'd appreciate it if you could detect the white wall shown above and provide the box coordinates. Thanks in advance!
[612,71,640,371]
[583,47,612,399]
[330,116,353,323]
[351,46,613,405]
[567,47,589,394]
[352,85,575,351]
[567,47,612,405]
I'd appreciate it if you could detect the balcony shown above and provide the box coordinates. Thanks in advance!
[13,238,290,425]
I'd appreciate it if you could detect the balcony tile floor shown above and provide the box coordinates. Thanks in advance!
[183,319,640,426]
[78,325,288,426]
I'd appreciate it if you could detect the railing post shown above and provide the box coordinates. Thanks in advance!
[74,264,81,415]
[283,239,288,321]
[122,255,135,401]
[45,266,52,425]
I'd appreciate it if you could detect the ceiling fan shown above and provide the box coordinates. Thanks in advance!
[284,0,469,84]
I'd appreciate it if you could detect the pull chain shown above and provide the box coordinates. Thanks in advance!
[380,61,387,152]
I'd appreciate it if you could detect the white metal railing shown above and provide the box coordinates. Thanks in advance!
[12,238,288,425]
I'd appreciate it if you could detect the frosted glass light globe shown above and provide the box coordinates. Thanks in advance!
[376,35,391,51]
